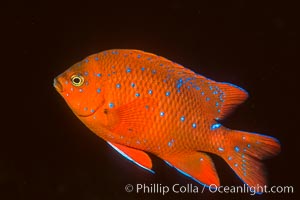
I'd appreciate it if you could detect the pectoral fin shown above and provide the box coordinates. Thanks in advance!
[107,142,154,173]
[111,97,158,138]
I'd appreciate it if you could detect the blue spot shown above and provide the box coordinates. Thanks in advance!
[206,97,210,101]
[145,105,149,110]
[234,163,238,167]
[112,65,115,69]
[176,78,183,89]
[148,90,153,95]
[180,116,185,122]
[209,85,213,90]
[234,146,240,152]
[247,144,251,148]
[213,91,218,95]
[228,156,232,160]
[184,76,192,81]
[159,63,164,66]
[84,72,88,76]
[131,83,135,88]
[218,147,224,152]
[166,91,170,96]
[137,54,141,58]
[141,67,145,71]
[152,69,156,74]
[112,50,118,54]
[107,74,111,76]
[211,123,221,130]
[201,92,205,96]
[109,102,114,108]
[95,57,99,61]
[160,112,165,117]
[96,88,101,93]
[84,107,88,111]
[217,109,221,113]
[135,93,140,97]
[196,86,200,90]
[192,123,197,128]
[216,102,219,106]
[96,73,101,77]
[79,89,83,93]
[116,83,121,88]
[91,109,95,113]
[85,59,89,63]
[242,154,245,158]
[126,67,131,73]
[168,139,174,147]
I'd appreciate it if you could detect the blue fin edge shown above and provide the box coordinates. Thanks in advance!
[107,142,155,174]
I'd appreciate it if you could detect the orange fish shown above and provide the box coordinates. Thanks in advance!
[53,49,280,190]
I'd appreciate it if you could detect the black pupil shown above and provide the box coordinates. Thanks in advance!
[73,77,81,84]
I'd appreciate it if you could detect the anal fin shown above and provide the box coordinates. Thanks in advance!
[107,142,154,173]
[164,152,219,187]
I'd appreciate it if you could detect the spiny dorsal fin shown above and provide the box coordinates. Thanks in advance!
[111,49,248,120]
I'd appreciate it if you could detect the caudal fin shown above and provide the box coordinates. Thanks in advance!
[221,130,280,189]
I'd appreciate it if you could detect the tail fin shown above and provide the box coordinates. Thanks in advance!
[221,130,280,189]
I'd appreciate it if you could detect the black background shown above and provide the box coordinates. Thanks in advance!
[2,0,298,199]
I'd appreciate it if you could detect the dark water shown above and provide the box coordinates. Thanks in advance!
[2,0,298,199]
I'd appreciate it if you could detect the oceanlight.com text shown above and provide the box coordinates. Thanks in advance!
[124,183,294,195]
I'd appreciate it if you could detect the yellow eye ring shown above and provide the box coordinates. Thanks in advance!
[71,74,84,87]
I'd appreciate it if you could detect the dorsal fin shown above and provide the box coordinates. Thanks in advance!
[215,82,249,120]
[167,70,249,120]
[175,74,249,120]
[110,49,248,120]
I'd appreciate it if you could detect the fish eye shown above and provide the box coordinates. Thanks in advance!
[71,74,84,87]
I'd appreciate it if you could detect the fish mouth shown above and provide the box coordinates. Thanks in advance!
[53,78,63,92]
